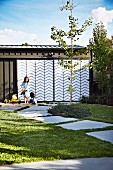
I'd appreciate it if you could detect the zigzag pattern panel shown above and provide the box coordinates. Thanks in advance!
[26,60,36,95]
[72,70,80,101]
[54,60,64,101]
[17,60,27,100]
[17,59,89,102]
[80,60,89,98]
[35,60,44,101]
[44,60,53,101]
[54,60,85,101]
[63,68,70,101]
[72,60,80,101]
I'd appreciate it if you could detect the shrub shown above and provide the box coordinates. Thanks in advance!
[80,95,108,105]
[107,96,113,106]
[48,103,92,119]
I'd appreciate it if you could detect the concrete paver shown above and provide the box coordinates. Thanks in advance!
[0,107,19,111]
[18,105,52,111]
[57,120,113,130]
[0,103,30,111]
[1,157,113,170]
[18,105,52,117]
[87,130,113,144]
[17,105,77,123]
[32,116,77,123]
[18,110,51,117]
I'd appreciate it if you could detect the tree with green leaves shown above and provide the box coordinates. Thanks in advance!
[107,41,113,95]
[89,22,112,94]
[51,0,92,103]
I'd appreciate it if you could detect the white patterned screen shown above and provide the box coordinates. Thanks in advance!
[35,60,44,100]
[17,60,27,101]
[17,59,89,102]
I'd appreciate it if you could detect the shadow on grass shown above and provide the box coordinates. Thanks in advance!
[1,110,113,165]
[1,126,113,161]
[0,160,14,165]
[0,118,44,126]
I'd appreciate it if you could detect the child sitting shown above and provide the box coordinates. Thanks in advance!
[29,92,37,104]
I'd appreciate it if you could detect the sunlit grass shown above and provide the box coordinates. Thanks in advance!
[79,104,113,123]
[0,105,113,165]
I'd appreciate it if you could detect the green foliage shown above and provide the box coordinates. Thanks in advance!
[48,103,92,118]
[51,17,92,53]
[51,1,92,103]
[22,42,29,46]
[81,95,107,104]
[80,95,113,106]
[89,22,113,94]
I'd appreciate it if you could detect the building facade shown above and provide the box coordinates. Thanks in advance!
[0,45,92,102]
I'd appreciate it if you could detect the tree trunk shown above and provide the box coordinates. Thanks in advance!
[70,58,73,103]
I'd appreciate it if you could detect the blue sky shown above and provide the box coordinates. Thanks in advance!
[0,0,113,46]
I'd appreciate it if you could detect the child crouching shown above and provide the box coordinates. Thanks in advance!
[29,92,37,104]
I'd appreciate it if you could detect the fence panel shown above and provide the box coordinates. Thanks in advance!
[17,59,89,102]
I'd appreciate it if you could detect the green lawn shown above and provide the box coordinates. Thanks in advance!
[0,104,113,165]
[80,104,113,123]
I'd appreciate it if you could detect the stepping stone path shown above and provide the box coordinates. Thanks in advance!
[0,107,19,111]
[87,130,113,144]
[33,116,76,123]
[0,103,113,144]
[57,120,113,130]
[0,103,30,111]
[18,105,77,123]
[18,106,52,117]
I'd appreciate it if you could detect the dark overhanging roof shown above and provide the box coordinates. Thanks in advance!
[0,44,85,49]
[0,45,89,60]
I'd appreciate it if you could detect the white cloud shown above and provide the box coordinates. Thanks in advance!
[0,28,58,45]
[91,7,113,28]
[0,28,39,45]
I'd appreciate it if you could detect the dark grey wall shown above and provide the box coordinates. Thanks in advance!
[0,60,17,102]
